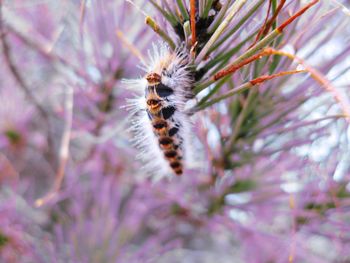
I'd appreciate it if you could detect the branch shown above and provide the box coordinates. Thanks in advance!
[145,16,176,50]
[35,86,74,207]
[267,47,350,122]
[0,2,55,164]
[195,69,306,111]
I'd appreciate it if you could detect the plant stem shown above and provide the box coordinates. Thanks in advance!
[202,0,214,18]
[195,70,305,111]
[145,16,176,50]
[196,81,254,111]
[176,0,189,20]
[195,0,248,63]
[208,0,265,54]
[149,0,178,26]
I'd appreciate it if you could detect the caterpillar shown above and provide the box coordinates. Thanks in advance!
[124,43,194,178]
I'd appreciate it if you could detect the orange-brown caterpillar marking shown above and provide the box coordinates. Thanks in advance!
[145,72,184,176]
[145,72,161,86]
[164,150,177,158]
[159,136,173,147]
[174,168,183,175]
[170,161,181,169]
[146,93,162,114]
[152,119,168,136]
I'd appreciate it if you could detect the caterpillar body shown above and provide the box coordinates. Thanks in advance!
[125,43,193,178]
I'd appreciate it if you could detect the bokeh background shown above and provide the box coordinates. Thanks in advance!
[0,0,350,262]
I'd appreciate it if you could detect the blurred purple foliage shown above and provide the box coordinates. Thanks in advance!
[0,0,350,262]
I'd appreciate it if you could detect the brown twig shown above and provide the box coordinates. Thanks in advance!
[213,48,275,80]
[196,69,306,112]
[263,0,286,35]
[253,0,273,45]
[249,69,306,85]
[202,0,319,90]
[277,0,319,33]
[249,0,287,49]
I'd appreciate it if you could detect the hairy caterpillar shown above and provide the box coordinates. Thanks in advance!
[124,43,194,178]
